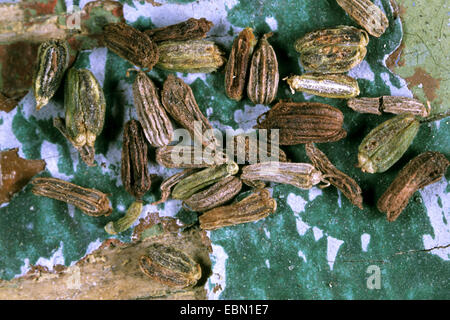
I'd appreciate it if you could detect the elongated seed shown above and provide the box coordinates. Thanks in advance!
[105,200,143,234]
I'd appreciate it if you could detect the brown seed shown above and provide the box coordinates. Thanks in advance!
[183,176,243,212]
[156,145,228,168]
[161,74,217,147]
[103,23,159,70]
[377,152,449,222]
[199,189,277,230]
[347,96,430,117]
[133,71,173,147]
[225,28,257,101]
[305,143,363,209]
[254,101,347,145]
[139,243,202,288]
[145,18,213,42]
[247,33,279,105]
[31,177,112,217]
[336,0,389,37]
[152,169,197,205]
[121,120,152,199]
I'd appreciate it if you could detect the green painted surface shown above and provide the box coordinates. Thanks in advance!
[0,0,448,299]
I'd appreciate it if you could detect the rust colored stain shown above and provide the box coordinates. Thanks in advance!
[405,67,441,102]
[22,0,58,16]
[386,41,405,72]
[0,148,46,204]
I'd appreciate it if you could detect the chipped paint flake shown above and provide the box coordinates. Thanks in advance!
[207,242,228,300]
[361,233,371,252]
[327,236,344,270]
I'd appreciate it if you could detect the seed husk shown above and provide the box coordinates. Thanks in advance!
[105,200,143,234]
[225,27,257,101]
[347,96,431,117]
[31,177,112,217]
[377,152,449,222]
[152,169,197,205]
[156,145,228,169]
[199,189,277,230]
[145,18,213,42]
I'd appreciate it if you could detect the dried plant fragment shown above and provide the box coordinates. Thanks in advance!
[156,145,228,169]
[172,162,239,200]
[145,18,213,42]
[161,74,217,147]
[139,243,202,289]
[183,176,243,212]
[54,68,106,167]
[255,101,346,145]
[348,96,430,117]
[0,148,46,204]
[103,23,159,70]
[357,114,419,173]
[336,0,389,37]
[241,162,327,190]
[225,28,257,101]
[199,189,277,230]
[295,26,369,73]
[33,39,69,110]
[122,120,151,199]
[229,133,288,164]
[31,177,112,217]
[377,152,449,222]
[105,200,143,234]
[152,169,197,205]
[247,33,279,105]
[285,73,360,99]
[157,40,225,73]
[305,143,363,209]
[133,71,173,147]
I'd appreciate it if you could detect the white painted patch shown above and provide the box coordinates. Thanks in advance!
[263,227,271,239]
[234,104,270,131]
[265,16,278,31]
[287,193,307,213]
[18,258,30,278]
[298,250,307,262]
[348,60,375,81]
[124,0,240,46]
[206,107,214,117]
[0,108,23,152]
[40,141,73,180]
[265,259,270,268]
[313,226,324,241]
[117,204,125,212]
[207,242,229,300]
[337,189,342,208]
[21,91,63,121]
[67,204,75,218]
[302,92,315,100]
[88,48,108,87]
[35,241,65,270]
[361,233,371,252]
[142,199,183,220]
[419,178,450,261]
[308,187,322,201]
[380,72,413,97]
[177,73,207,85]
[327,236,344,270]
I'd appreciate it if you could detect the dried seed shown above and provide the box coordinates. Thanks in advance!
[294,25,369,73]
[183,176,243,212]
[133,71,173,147]
[377,152,449,222]
[348,96,430,117]
[145,18,213,42]
[199,189,277,230]
[336,0,389,37]
[247,33,279,105]
[156,40,225,73]
[357,114,420,173]
[156,145,228,168]
[54,68,106,167]
[172,162,239,200]
[139,243,202,288]
[103,22,159,70]
[105,200,143,234]
[241,162,327,190]
[305,143,363,209]
[229,132,288,164]
[33,39,69,110]
[122,120,151,199]
[161,74,217,147]
[152,169,197,205]
[285,73,360,99]
[254,101,347,145]
[31,177,112,217]
[225,28,257,101]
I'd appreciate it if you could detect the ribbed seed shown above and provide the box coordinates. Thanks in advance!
[133,71,173,147]
[145,18,213,42]
[156,145,228,168]
[247,33,279,105]
[348,96,430,117]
